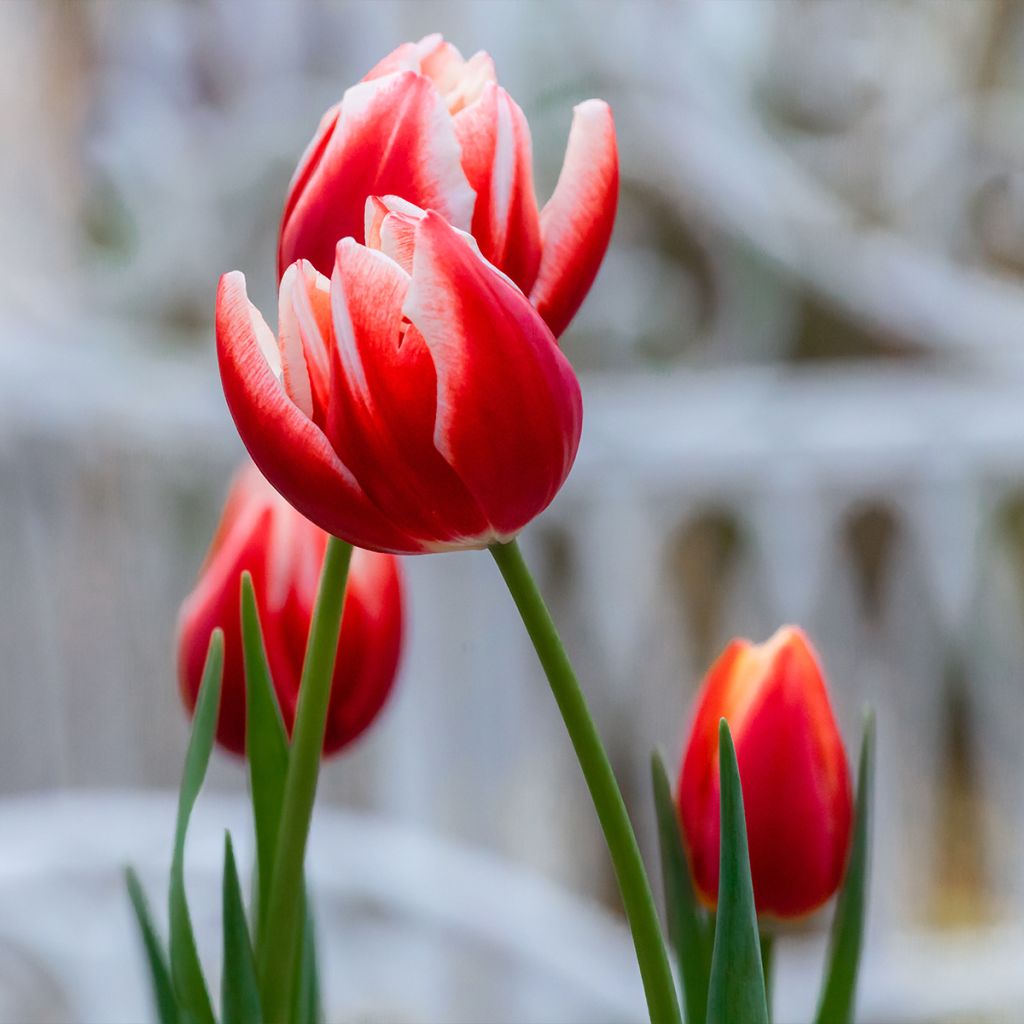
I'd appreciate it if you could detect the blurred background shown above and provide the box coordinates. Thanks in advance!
[3,1,1024,1021]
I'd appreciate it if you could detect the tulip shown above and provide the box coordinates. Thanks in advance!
[278,33,618,338]
[177,463,404,755]
[218,197,583,554]
[676,626,853,919]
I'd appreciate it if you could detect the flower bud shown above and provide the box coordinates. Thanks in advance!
[177,464,404,756]
[677,626,853,918]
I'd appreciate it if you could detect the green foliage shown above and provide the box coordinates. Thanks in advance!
[125,867,180,1024]
[242,571,324,1024]
[705,720,769,1024]
[169,629,223,1024]
[221,833,263,1024]
[815,710,876,1024]
[240,572,290,940]
[651,751,711,1024]
[291,907,323,1024]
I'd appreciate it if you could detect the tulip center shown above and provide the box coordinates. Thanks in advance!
[418,42,497,115]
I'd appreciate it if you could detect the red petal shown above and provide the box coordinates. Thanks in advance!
[277,261,333,425]
[177,480,276,755]
[530,100,619,337]
[361,37,438,81]
[278,72,474,280]
[454,83,541,293]
[363,195,422,274]
[404,213,582,538]
[737,632,853,918]
[326,239,491,549]
[279,104,340,257]
[677,638,759,906]
[324,548,404,753]
[422,45,496,114]
[216,271,417,552]
[364,36,495,113]
[178,465,404,757]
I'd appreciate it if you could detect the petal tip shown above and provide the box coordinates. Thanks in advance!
[574,97,613,119]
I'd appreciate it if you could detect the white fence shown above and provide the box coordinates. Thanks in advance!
[3,334,1024,1018]
[4,1,1024,1018]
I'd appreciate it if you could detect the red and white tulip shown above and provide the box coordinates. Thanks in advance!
[219,199,583,554]
[177,463,404,755]
[278,33,618,338]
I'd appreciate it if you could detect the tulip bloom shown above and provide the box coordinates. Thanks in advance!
[218,198,582,554]
[278,33,618,338]
[177,464,404,756]
[677,626,853,919]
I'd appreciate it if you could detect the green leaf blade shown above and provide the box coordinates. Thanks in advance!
[169,629,223,1024]
[706,719,769,1024]
[240,572,290,942]
[815,709,876,1024]
[651,750,710,1024]
[222,832,264,1024]
[291,903,323,1024]
[125,867,180,1024]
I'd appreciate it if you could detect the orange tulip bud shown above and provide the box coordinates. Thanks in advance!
[677,626,853,919]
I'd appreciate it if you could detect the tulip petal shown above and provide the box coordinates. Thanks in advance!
[277,261,333,424]
[367,195,522,291]
[363,196,421,275]
[278,72,475,279]
[216,272,416,552]
[416,37,465,86]
[678,638,748,905]
[326,239,492,548]
[737,635,853,918]
[365,35,496,114]
[404,213,582,538]
[422,44,496,114]
[178,499,273,756]
[362,36,439,81]
[280,104,340,241]
[530,99,618,337]
[454,83,542,293]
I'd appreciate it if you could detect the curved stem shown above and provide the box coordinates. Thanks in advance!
[258,535,352,1022]
[490,539,681,1024]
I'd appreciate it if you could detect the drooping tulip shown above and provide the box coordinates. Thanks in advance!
[677,626,853,919]
[278,33,618,338]
[177,463,404,756]
[218,197,583,554]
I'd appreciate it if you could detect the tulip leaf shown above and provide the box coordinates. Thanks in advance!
[241,572,290,940]
[650,750,710,1024]
[706,719,769,1024]
[222,832,264,1024]
[291,905,323,1024]
[169,629,223,1024]
[760,930,775,1023]
[814,709,876,1024]
[241,572,323,1020]
[125,867,180,1024]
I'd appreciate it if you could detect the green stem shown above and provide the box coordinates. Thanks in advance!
[760,930,774,1023]
[258,536,352,1022]
[490,540,681,1024]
